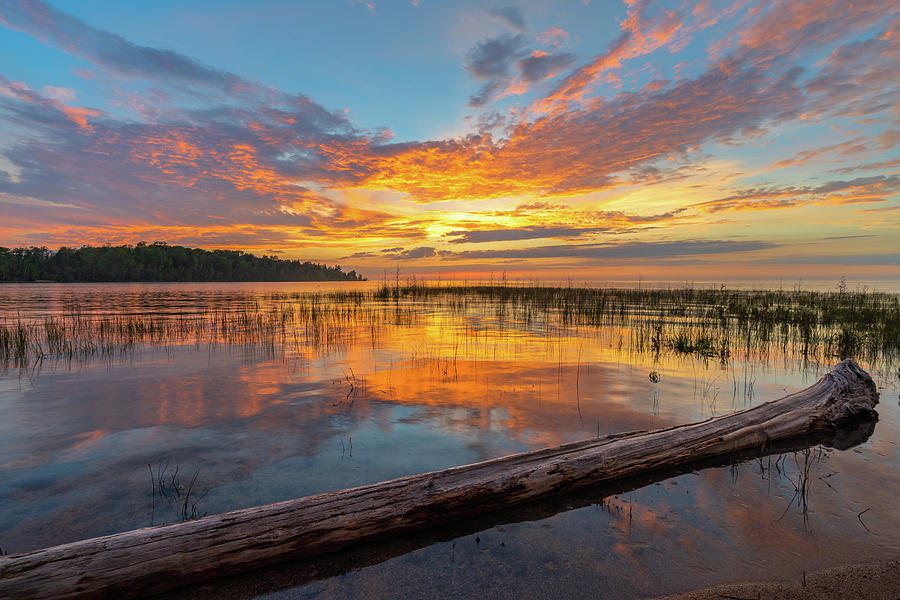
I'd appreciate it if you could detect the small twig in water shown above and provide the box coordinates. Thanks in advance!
[817,472,838,491]
[148,463,156,525]
[857,507,872,533]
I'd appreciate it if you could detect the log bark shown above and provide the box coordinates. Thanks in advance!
[0,359,879,599]
[164,420,880,600]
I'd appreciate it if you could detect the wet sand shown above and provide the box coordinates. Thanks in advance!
[657,560,900,600]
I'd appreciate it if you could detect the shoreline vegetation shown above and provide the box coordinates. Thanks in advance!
[1,281,897,368]
[0,243,364,283]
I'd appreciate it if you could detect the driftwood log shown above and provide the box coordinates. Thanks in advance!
[0,359,879,599]
[166,419,880,600]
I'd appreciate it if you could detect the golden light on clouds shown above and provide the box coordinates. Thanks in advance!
[0,0,897,280]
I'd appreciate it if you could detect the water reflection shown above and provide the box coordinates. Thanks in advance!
[158,419,878,600]
[0,283,897,598]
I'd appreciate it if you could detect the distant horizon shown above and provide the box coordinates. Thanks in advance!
[1,1,898,281]
[2,240,899,287]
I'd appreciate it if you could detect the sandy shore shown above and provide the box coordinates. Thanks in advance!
[656,560,900,600]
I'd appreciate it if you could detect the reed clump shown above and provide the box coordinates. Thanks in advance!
[0,294,415,366]
[366,282,897,367]
[1,284,897,370]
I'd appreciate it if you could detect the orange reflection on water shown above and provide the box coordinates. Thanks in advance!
[357,357,675,448]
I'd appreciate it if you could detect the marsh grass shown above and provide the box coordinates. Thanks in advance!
[367,283,897,370]
[148,461,210,525]
[2,284,897,371]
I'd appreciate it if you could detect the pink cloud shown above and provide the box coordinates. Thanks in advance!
[537,26,571,47]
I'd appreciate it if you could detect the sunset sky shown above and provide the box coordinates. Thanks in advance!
[1,0,898,281]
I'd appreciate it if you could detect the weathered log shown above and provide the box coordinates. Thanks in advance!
[165,419,880,600]
[0,359,879,599]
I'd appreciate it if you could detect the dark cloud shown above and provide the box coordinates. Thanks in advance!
[473,110,509,134]
[464,34,525,107]
[382,246,437,259]
[627,163,704,186]
[464,34,524,79]
[463,31,573,106]
[2,0,246,95]
[465,6,573,106]
[830,159,900,175]
[517,52,576,83]
[437,240,776,261]
[0,0,353,134]
[468,81,506,108]
[698,175,900,212]
[446,226,609,243]
[592,210,684,224]
[754,253,900,266]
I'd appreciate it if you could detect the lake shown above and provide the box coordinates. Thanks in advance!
[0,281,897,599]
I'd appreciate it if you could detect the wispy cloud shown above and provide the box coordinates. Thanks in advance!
[830,159,900,175]
[344,239,777,263]
[2,0,253,95]
[438,240,776,261]
[464,34,526,107]
[531,0,690,113]
[383,246,437,259]
[446,226,609,244]
[536,26,571,47]
[486,6,525,33]
[696,175,900,212]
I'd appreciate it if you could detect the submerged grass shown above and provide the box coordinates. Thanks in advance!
[1,283,897,370]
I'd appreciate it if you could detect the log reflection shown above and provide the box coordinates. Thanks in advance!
[164,413,877,600]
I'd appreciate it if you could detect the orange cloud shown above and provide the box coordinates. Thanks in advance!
[536,26,571,47]
[531,0,687,114]
[59,106,100,130]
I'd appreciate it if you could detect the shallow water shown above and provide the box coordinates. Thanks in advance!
[0,282,897,598]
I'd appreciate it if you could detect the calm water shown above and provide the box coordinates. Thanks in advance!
[0,282,897,599]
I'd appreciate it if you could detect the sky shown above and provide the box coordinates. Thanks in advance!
[0,0,898,282]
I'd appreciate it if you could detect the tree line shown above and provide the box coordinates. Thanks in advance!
[0,243,364,282]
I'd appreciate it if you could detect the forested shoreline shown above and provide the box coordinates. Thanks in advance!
[0,243,364,282]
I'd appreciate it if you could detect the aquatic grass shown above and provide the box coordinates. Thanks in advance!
[148,462,211,525]
[0,294,413,365]
[369,283,898,366]
[1,283,897,371]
